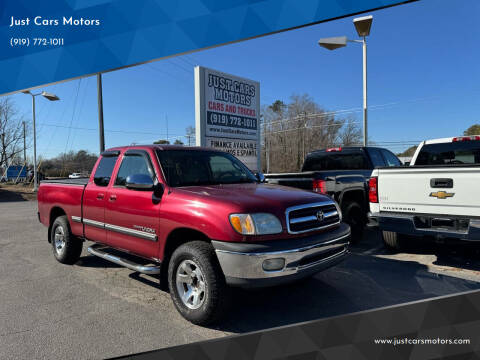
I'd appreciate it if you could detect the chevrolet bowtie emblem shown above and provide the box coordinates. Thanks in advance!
[430,191,454,199]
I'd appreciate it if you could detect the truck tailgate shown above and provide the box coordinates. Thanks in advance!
[377,166,480,217]
[264,172,315,190]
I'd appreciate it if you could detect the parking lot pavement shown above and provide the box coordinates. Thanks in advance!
[1,200,480,359]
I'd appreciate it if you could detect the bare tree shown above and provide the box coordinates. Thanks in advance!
[261,94,362,173]
[339,117,362,146]
[185,126,195,146]
[0,97,27,170]
[41,150,98,177]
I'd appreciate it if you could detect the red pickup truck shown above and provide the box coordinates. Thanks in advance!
[38,145,350,324]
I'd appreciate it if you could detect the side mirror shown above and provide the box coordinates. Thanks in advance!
[153,183,165,198]
[254,172,266,183]
[126,174,154,190]
[94,176,109,186]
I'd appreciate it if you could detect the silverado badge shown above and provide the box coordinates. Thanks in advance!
[430,191,454,199]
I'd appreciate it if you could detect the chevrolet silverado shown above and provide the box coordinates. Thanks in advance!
[369,136,480,249]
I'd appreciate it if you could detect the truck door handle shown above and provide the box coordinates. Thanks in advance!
[96,193,105,200]
[430,178,453,188]
[109,195,117,202]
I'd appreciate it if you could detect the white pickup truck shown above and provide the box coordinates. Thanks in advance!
[369,135,480,249]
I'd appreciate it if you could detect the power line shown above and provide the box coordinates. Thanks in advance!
[37,122,182,137]
[177,55,197,67]
[146,64,191,89]
[62,78,82,155]
[40,82,78,158]
[68,77,91,152]
[263,93,456,127]
[167,58,192,74]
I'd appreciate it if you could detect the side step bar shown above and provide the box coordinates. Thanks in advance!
[87,244,161,275]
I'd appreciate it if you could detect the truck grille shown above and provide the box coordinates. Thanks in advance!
[286,202,340,234]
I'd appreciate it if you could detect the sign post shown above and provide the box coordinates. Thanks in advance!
[195,66,261,171]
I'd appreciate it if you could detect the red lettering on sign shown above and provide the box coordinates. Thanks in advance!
[208,101,224,111]
[225,105,236,113]
[237,106,255,117]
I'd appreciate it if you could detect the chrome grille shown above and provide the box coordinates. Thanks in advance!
[286,202,340,234]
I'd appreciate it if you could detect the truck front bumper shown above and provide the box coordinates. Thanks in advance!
[212,223,350,288]
[369,212,480,241]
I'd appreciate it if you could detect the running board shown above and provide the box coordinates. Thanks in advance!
[87,244,161,275]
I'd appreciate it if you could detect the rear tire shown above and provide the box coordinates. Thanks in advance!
[50,215,83,264]
[343,202,365,243]
[168,241,231,325]
[382,231,404,251]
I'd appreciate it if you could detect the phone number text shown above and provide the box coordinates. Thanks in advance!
[10,38,65,47]
[207,111,257,130]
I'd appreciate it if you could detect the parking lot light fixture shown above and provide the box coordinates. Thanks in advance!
[353,15,373,37]
[317,15,373,146]
[41,91,60,101]
[318,36,348,50]
[22,89,61,191]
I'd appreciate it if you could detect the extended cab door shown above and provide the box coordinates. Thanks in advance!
[83,151,120,243]
[104,149,162,259]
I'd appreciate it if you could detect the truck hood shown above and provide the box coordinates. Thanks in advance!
[171,183,332,212]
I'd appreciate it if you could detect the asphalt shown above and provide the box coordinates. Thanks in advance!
[1,200,480,359]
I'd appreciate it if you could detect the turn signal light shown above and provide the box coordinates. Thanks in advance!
[313,179,327,194]
[368,177,378,203]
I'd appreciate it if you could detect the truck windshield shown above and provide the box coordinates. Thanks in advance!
[415,141,480,165]
[156,150,257,187]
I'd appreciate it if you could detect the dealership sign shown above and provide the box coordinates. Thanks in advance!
[195,66,260,171]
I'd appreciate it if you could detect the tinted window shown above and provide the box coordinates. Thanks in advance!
[415,141,480,165]
[156,150,256,187]
[115,153,155,186]
[367,149,385,167]
[93,156,118,186]
[381,149,402,167]
[209,155,246,181]
[302,152,368,171]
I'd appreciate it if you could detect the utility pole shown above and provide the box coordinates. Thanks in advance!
[97,73,105,153]
[23,121,26,165]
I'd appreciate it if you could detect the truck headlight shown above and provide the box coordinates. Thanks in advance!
[229,213,283,235]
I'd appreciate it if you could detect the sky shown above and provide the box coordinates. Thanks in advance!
[6,0,480,160]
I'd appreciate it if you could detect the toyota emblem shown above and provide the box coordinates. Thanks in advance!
[316,210,324,222]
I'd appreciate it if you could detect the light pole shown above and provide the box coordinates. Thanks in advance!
[318,15,373,146]
[22,90,60,191]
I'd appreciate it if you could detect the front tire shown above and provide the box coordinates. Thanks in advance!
[50,215,83,264]
[168,241,230,325]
